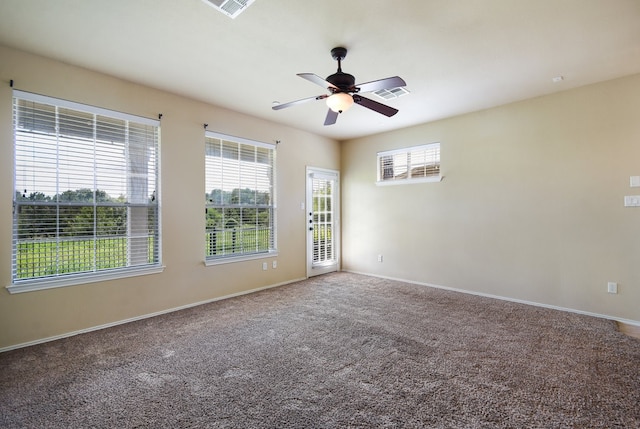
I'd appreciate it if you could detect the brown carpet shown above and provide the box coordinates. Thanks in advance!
[1,272,639,428]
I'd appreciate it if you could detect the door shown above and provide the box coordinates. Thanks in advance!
[306,167,340,277]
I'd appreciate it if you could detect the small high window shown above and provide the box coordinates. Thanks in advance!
[377,143,441,184]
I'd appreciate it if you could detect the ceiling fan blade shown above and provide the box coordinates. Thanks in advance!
[356,76,407,93]
[353,95,399,117]
[324,109,338,126]
[272,94,328,110]
[297,73,338,90]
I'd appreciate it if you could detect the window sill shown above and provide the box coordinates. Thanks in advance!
[376,175,443,186]
[6,265,165,294]
[204,251,278,266]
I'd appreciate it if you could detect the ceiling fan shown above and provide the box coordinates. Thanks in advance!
[272,47,407,126]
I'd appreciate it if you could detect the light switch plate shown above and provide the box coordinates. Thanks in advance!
[624,196,640,207]
[631,176,640,187]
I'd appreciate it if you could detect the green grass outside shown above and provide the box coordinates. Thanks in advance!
[206,228,271,257]
[15,237,156,280]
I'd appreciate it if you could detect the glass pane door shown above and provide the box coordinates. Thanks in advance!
[306,167,340,277]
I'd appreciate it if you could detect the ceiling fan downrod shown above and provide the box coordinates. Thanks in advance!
[331,47,348,71]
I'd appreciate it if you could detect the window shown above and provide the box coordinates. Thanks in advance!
[205,131,276,263]
[11,90,161,292]
[377,143,441,184]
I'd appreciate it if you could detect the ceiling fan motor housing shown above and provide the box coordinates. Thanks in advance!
[326,72,356,92]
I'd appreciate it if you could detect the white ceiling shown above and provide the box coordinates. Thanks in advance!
[1,0,639,140]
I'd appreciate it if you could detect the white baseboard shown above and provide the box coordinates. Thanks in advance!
[343,270,640,328]
[0,277,307,353]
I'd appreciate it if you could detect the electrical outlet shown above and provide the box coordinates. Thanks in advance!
[262,262,268,271]
[607,282,618,294]
[272,260,277,269]
[377,254,383,262]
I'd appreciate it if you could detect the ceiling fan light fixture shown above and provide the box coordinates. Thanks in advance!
[326,92,354,113]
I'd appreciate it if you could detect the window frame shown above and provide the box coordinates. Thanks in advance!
[376,142,442,185]
[204,131,277,265]
[8,90,163,294]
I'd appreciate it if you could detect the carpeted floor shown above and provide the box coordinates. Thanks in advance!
[1,272,639,428]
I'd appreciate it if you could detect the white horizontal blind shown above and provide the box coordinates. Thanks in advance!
[12,91,161,283]
[205,132,276,260]
[378,143,441,183]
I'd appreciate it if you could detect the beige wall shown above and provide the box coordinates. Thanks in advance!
[341,73,640,323]
[0,46,340,350]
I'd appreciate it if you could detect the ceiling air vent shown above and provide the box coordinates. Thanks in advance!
[372,87,410,100]
[201,0,256,19]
